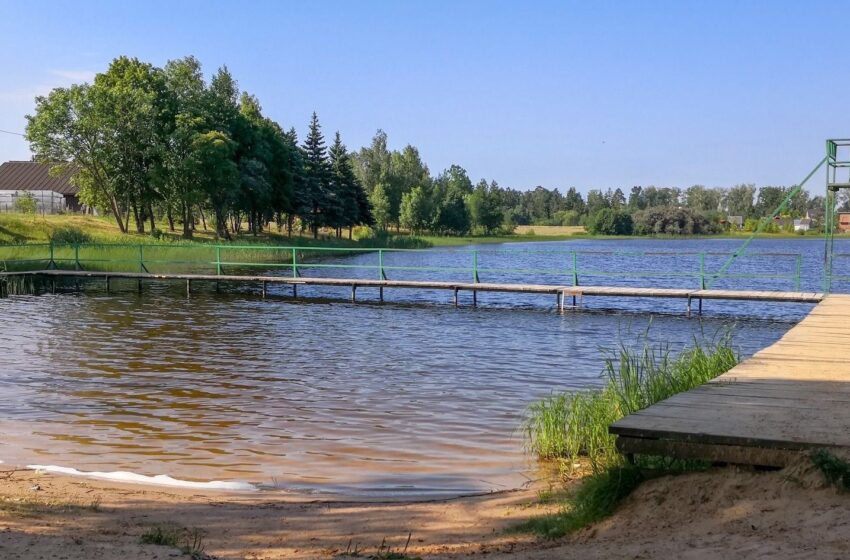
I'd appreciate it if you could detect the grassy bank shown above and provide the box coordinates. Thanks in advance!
[0,213,425,248]
[0,213,583,249]
[517,337,738,538]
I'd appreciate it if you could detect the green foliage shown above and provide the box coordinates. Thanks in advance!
[432,190,471,235]
[354,226,431,249]
[24,55,821,241]
[13,193,37,214]
[726,184,756,218]
[812,449,850,490]
[518,339,736,538]
[513,464,645,538]
[524,337,738,471]
[467,179,504,234]
[399,186,431,234]
[140,524,181,546]
[49,227,92,245]
[551,209,581,226]
[632,206,722,235]
[369,184,392,231]
[586,208,633,235]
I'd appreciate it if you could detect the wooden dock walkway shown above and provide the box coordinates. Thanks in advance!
[0,269,824,311]
[610,294,850,466]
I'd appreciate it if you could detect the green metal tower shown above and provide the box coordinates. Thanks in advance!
[825,139,850,293]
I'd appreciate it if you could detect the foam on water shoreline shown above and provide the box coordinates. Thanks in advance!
[27,464,257,491]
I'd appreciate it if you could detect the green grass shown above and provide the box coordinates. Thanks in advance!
[517,337,738,538]
[140,524,208,559]
[513,464,645,538]
[140,524,182,547]
[811,449,850,490]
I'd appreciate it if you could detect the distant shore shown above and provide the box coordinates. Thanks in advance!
[0,213,836,250]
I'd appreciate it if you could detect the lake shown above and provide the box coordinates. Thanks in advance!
[0,237,844,497]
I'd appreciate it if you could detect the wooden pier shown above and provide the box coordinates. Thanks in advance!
[0,269,824,312]
[610,294,850,466]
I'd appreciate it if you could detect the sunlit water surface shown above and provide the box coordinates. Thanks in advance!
[1,238,839,497]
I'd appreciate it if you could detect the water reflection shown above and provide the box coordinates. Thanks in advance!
[0,286,794,496]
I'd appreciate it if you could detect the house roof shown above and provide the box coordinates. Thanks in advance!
[0,161,78,195]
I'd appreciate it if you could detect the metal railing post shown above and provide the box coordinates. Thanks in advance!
[291,247,298,278]
[74,243,80,270]
[699,252,706,289]
[138,244,144,273]
[215,246,222,276]
[379,249,386,280]
[473,250,480,283]
[48,241,55,269]
[795,254,802,292]
[572,251,578,286]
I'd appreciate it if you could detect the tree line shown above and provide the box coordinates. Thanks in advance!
[24,55,837,240]
[26,56,371,239]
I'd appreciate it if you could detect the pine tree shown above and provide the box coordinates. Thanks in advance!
[301,112,330,237]
[329,131,369,238]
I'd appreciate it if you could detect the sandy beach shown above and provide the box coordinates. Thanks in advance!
[1,457,849,559]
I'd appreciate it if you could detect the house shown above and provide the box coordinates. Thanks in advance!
[727,215,743,230]
[793,218,810,232]
[0,161,80,213]
[839,212,850,233]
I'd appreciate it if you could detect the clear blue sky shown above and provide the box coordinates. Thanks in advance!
[0,0,846,193]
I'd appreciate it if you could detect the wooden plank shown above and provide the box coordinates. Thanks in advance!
[615,436,801,467]
[610,413,848,449]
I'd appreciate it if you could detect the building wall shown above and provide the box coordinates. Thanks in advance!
[0,190,67,214]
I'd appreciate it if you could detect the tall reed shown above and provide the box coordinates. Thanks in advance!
[525,336,738,472]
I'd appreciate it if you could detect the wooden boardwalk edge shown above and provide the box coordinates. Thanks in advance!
[610,294,850,467]
[0,269,825,304]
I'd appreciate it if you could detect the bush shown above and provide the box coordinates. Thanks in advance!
[49,226,92,245]
[586,208,633,235]
[13,193,37,214]
[744,219,780,234]
[632,206,721,235]
[353,226,432,249]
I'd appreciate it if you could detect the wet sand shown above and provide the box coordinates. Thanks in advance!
[2,459,849,559]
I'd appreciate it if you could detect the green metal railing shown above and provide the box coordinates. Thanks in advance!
[0,242,808,291]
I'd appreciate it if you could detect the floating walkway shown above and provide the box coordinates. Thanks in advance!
[610,294,850,466]
[0,269,824,313]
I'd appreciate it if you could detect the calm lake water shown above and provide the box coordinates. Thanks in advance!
[0,238,845,496]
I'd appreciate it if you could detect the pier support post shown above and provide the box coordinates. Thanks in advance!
[51,278,56,294]
[686,296,692,317]
[105,276,110,294]
[351,285,357,302]
[453,288,459,307]
[379,286,384,302]
[137,278,142,294]
[292,284,297,298]
[186,279,191,297]
[698,298,703,315]
[262,281,267,299]
[472,290,477,307]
